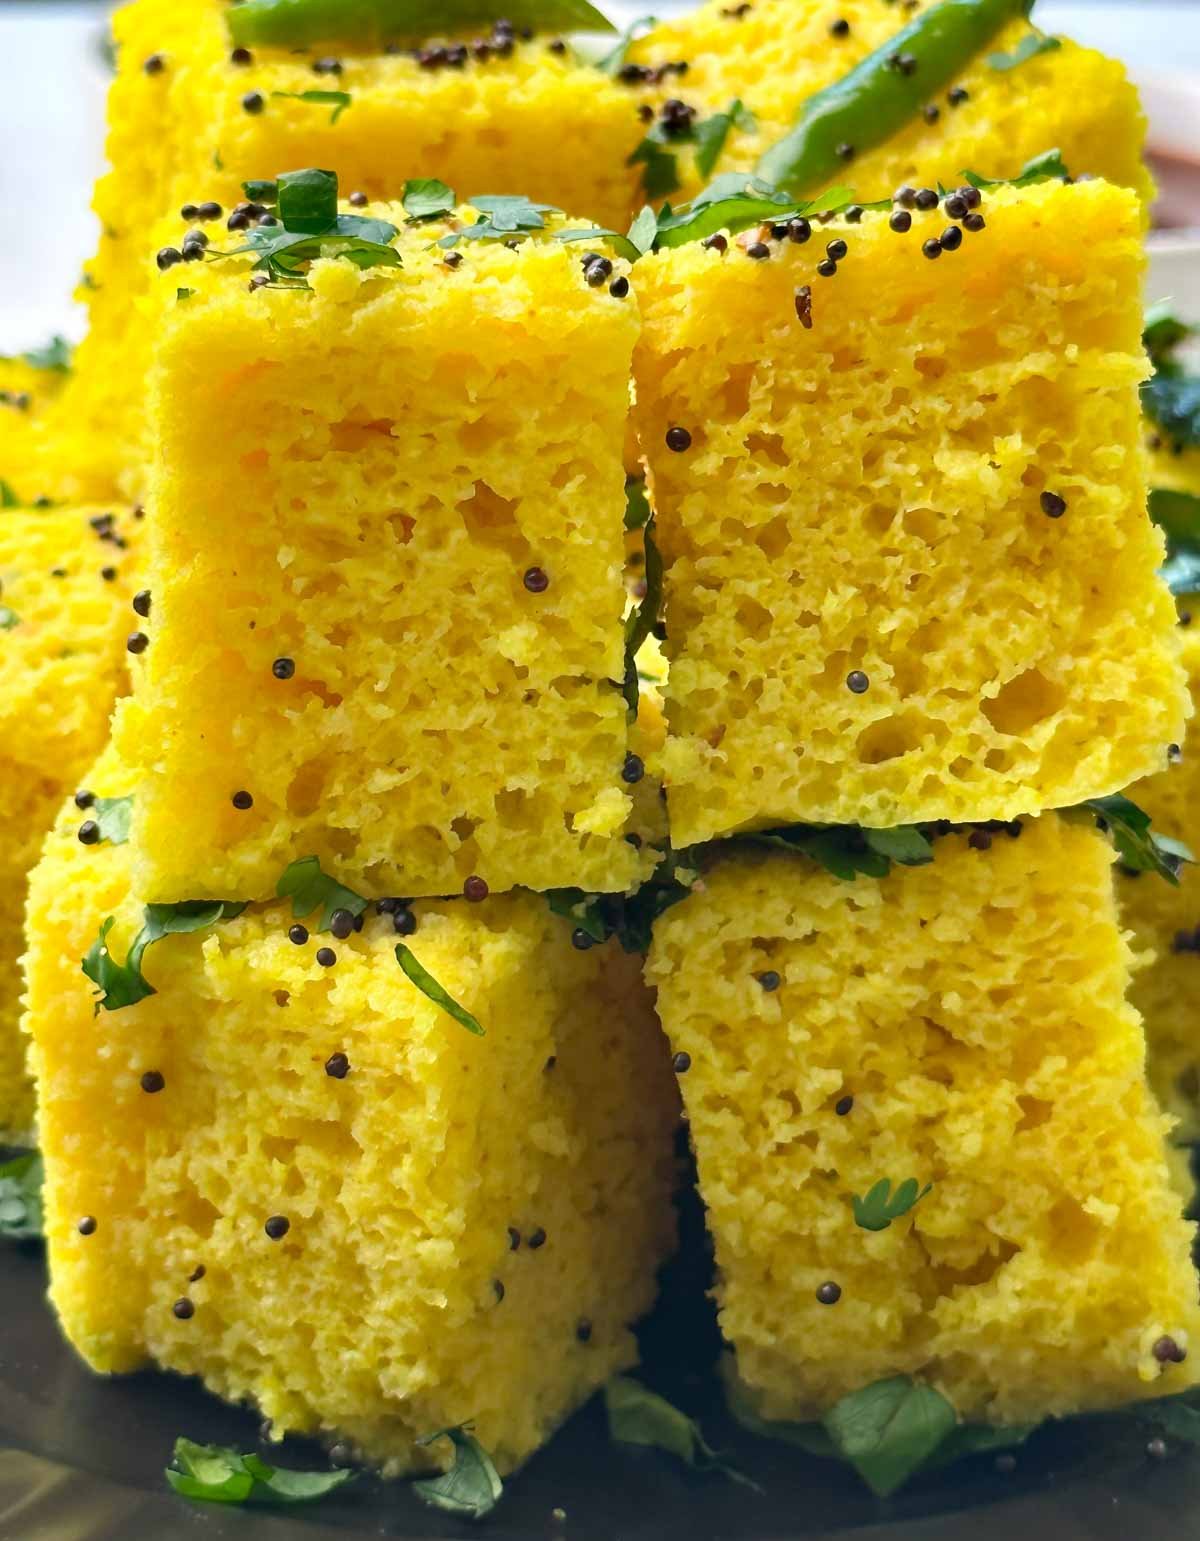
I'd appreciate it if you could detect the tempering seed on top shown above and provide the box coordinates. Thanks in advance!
[393,907,417,936]
[666,426,692,452]
[330,909,355,940]
[835,1095,854,1116]
[758,970,781,991]
[846,670,870,694]
[571,928,595,951]
[672,1051,691,1073]
[316,947,337,967]
[127,631,149,654]
[141,1070,166,1094]
[231,789,254,810]
[746,242,771,261]
[77,820,100,846]
[133,589,152,617]
[173,1298,195,1320]
[889,209,912,233]
[1040,491,1067,518]
[523,566,550,593]
[621,753,645,784]
[242,91,265,114]
[265,1215,290,1240]
[914,188,939,210]
[464,875,489,902]
[288,924,309,945]
[325,1051,350,1079]
[78,1215,97,1236]
[922,238,943,260]
[816,258,838,278]
[816,1281,842,1305]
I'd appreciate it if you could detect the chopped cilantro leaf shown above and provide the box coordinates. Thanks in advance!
[852,1177,932,1232]
[987,31,1061,70]
[402,178,456,222]
[92,794,134,845]
[275,855,368,931]
[0,605,18,630]
[165,1437,353,1505]
[693,99,756,181]
[413,1427,502,1519]
[0,1150,43,1241]
[395,944,484,1035]
[605,1377,760,1490]
[961,147,1070,191]
[271,89,352,124]
[83,902,247,1014]
[1078,793,1192,883]
[622,510,662,715]
[1150,487,1200,595]
[21,335,72,372]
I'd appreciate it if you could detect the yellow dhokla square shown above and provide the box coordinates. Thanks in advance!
[633,178,1184,844]
[0,505,136,1133]
[115,191,653,902]
[1119,609,1200,1132]
[33,0,648,501]
[629,0,1151,208]
[645,817,1200,1427]
[23,747,679,1475]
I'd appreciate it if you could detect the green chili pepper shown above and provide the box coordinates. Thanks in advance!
[756,0,1035,194]
[227,0,615,51]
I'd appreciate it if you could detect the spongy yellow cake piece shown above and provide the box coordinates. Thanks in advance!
[29,0,649,502]
[0,505,136,1133]
[629,0,1152,209]
[1119,609,1200,1132]
[23,746,679,1475]
[114,195,653,903]
[645,818,1200,1427]
[0,354,71,505]
[632,177,1185,844]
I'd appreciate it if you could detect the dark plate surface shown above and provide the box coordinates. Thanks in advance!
[4,1233,1200,1541]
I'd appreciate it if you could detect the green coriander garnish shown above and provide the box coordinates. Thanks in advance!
[0,1151,43,1241]
[852,1177,933,1232]
[165,1437,353,1505]
[271,89,352,123]
[92,794,134,846]
[987,29,1061,69]
[275,854,368,931]
[395,944,484,1036]
[605,1377,760,1490]
[412,1427,502,1519]
[83,902,247,1013]
[1076,794,1192,884]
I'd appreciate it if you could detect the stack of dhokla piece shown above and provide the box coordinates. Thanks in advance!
[22,184,680,1475]
[13,0,1200,1494]
[636,173,1200,1428]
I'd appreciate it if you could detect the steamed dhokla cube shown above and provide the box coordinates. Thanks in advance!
[45,0,649,501]
[1118,615,1200,1133]
[0,352,71,505]
[645,817,1200,1427]
[633,177,1185,844]
[0,505,137,1133]
[628,0,1152,209]
[114,192,652,903]
[22,749,679,1475]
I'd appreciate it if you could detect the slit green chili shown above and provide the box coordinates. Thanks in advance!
[227,0,615,51]
[755,0,1035,194]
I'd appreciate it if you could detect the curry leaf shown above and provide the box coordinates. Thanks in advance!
[624,476,652,531]
[395,944,484,1035]
[0,605,18,630]
[1144,303,1192,372]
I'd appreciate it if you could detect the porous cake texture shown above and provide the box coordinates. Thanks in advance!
[114,199,653,903]
[23,748,680,1475]
[0,505,136,1132]
[0,354,70,505]
[31,0,648,501]
[645,819,1200,1426]
[633,178,1185,844]
[630,0,1152,208]
[1119,613,1200,1132]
